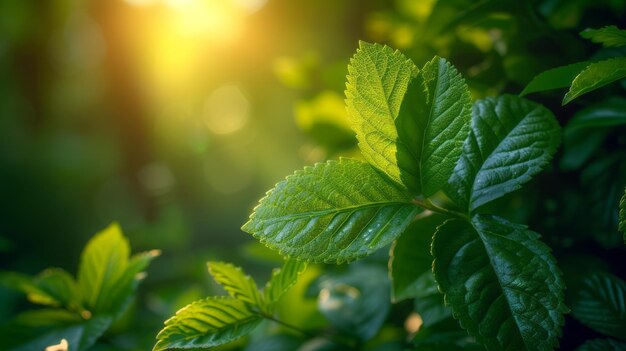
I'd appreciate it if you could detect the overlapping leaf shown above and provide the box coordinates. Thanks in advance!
[154,297,262,351]
[520,61,591,97]
[242,158,420,263]
[345,41,418,188]
[446,95,561,211]
[580,26,626,48]
[572,272,626,340]
[432,215,566,350]
[563,57,626,105]
[396,56,472,196]
[208,262,263,307]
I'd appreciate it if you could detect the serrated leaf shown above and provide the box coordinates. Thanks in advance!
[520,61,590,96]
[396,56,472,196]
[345,41,418,187]
[242,159,420,263]
[264,259,307,306]
[432,215,566,351]
[389,214,446,302]
[572,272,626,340]
[154,297,262,351]
[577,338,626,351]
[446,95,561,212]
[208,261,263,307]
[619,188,626,243]
[581,26,626,48]
[563,57,626,105]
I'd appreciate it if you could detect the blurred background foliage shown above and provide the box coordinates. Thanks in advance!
[1,0,625,350]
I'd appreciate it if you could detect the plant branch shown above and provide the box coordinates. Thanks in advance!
[412,198,469,220]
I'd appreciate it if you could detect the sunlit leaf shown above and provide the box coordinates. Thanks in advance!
[563,57,626,105]
[208,261,263,308]
[520,61,590,96]
[264,259,307,307]
[242,159,420,263]
[154,297,262,351]
[446,95,561,211]
[572,272,626,340]
[580,26,626,48]
[432,215,566,350]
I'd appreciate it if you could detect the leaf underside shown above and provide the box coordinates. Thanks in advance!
[446,95,561,212]
[432,215,566,351]
[242,159,419,263]
[563,57,626,105]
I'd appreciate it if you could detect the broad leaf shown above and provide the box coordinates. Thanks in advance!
[432,215,566,350]
[154,297,262,351]
[345,41,418,187]
[520,61,590,96]
[264,259,307,306]
[396,56,472,196]
[563,57,626,105]
[242,159,420,263]
[577,338,626,351]
[572,272,626,340]
[580,26,626,48]
[389,214,446,302]
[208,261,263,307]
[446,95,561,211]
[619,188,626,243]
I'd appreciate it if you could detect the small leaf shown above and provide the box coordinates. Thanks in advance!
[29,269,80,310]
[432,215,566,351]
[396,56,472,196]
[242,159,420,263]
[619,188,626,243]
[345,41,418,187]
[563,57,626,105]
[577,338,626,351]
[446,95,561,211]
[154,297,262,351]
[566,97,626,129]
[520,61,590,96]
[580,26,626,48]
[572,272,626,340]
[208,261,263,307]
[264,259,308,306]
[389,214,446,302]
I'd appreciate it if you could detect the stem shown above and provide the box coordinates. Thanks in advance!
[412,198,469,220]
[260,313,356,349]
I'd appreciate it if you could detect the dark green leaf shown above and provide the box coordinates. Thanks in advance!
[345,41,418,187]
[520,61,590,96]
[563,57,626,105]
[396,56,472,196]
[619,188,626,243]
[208,261,263,307]
[154,297,262,351]
[567,97,626,129]
[446,95,561,211]
[414,292,452,328]
[577,338,626,351]
[432,215,566,350]
[581,26,626,48]
[242,159,420,263]
[572,272,626,340]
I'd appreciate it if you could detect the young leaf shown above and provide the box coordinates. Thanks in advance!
[345,41,418,188]
[432,215,566,351]
[242,159,420,263]
[563,57,626,105]
[572,272,626,340]
[264,259,307,305]
[29,269,80,310]
[389,214,446,302]
[208,261,264,307]
[577,338,626,351]
[619,188,626,243]
[580,26,626,48]
[446,95,561,212]
[520,61,590,97]
[154,297,262,351]
[396,56,472,196]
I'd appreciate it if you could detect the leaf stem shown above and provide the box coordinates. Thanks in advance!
[260,312,356,349]
[412,198,469,220]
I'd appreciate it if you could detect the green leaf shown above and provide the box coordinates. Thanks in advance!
[29,269,80,310]
[389,214,446,302]
[345,41,418,187]
[242,158,420,263]
[414,292,452,328]
[432,215,566,351]
[572,272,626,340]
[567,97,626,129]
[563,57,626,105]
[577,338,626,351]
[581,26,626,48]
[520,61,590,96]
[154,297,262,351]
[618,188,626,243]
[264,259,307,306]
[208,261,263,307]
[396,56,472,196]
[446,95,561,212]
